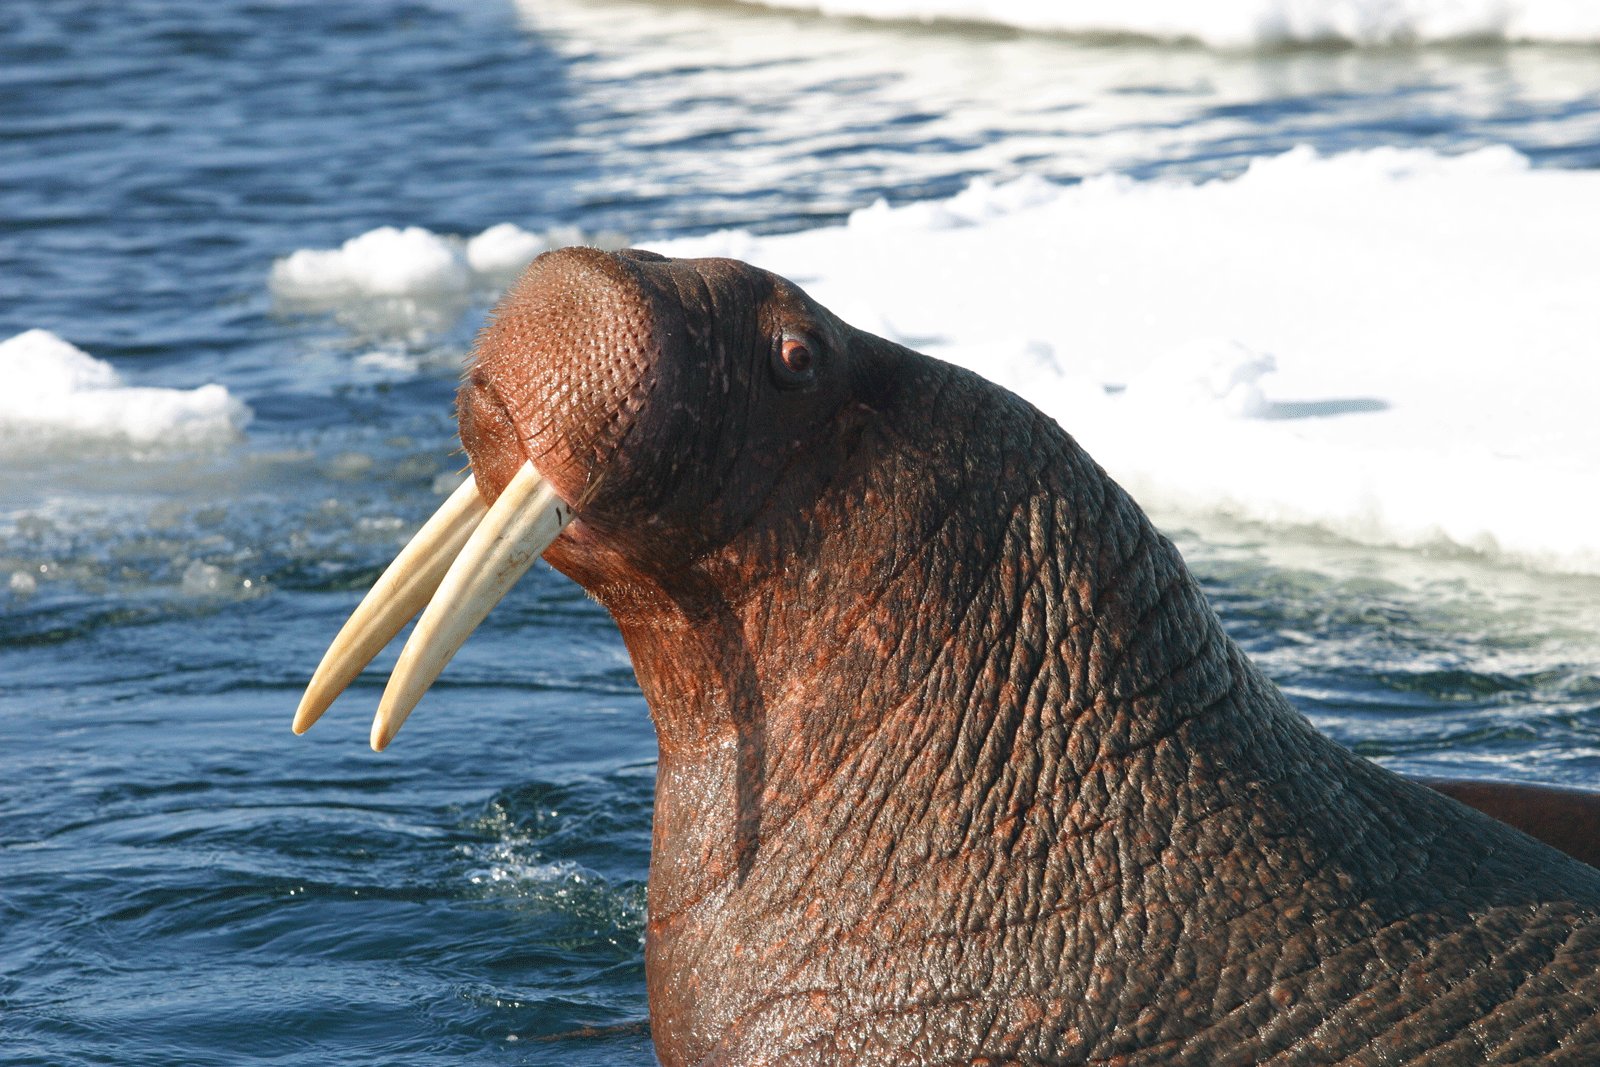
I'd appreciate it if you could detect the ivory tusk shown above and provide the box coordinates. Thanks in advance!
[293,474,488,735]
[369,461,571,752]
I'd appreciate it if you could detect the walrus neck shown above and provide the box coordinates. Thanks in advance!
[617,365,1412,1065]
[622,365,1340,927]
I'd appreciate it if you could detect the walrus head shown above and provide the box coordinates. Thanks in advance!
[460,247,884,618]
[296,248,1600,1065]
[294,247,889,749]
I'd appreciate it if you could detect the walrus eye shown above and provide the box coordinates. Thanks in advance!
[771,333,817,390]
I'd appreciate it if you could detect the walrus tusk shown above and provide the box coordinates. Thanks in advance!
[292,473,489,735]
[369,460,572,751]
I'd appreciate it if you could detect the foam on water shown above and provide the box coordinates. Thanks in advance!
[0,330,251,452]
[653,145,1600,575]
[733,0,1600,47]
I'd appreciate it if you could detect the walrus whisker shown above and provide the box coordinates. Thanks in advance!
[370,460,571,752]
[292,473,488,735]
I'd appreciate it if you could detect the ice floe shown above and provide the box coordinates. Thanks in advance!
[271,223,625,303]
[0,329,251,451]
[269,146,1600,574]
[653,145,1600,575]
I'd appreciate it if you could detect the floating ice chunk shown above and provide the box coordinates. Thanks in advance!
[271,223,632,341]
[431,470,469,496]
[1123,339,1277,419]
[2,328,119,396]
[0,330,251,450]
[466,223,548,278]
[271,226,471,301]
[951,337,1115,426]
[940,175,1060,224]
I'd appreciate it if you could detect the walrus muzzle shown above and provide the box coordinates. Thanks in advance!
[292,461,570,751]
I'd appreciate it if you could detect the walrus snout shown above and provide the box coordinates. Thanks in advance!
[295,244,670,747]
[460,246,667,510]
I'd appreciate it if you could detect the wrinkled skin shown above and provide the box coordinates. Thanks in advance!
[458,248,1600,1065]
[1424,780,1600,872]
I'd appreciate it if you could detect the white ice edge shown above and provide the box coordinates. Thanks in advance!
[726,0,1600,47]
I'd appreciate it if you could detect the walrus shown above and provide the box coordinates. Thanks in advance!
[296,247,1600,1064]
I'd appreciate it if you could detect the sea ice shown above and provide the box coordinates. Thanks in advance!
[270,146,1599,574]
[466,223,550,279]
[270,226,471,301]
[655,145,1600,575]
[272,222,623,309]
[0,330,252,451]
[1123,339,1277,420]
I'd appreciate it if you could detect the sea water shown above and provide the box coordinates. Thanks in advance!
[3,1,1599,1063]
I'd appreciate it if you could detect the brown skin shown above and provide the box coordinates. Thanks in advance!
[1425,779,1600,871]
[459,247,1600,1065]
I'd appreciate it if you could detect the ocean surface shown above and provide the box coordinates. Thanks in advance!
[3,1,1599,1063]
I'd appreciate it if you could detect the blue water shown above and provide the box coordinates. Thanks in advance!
[3,1,1600,1063]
